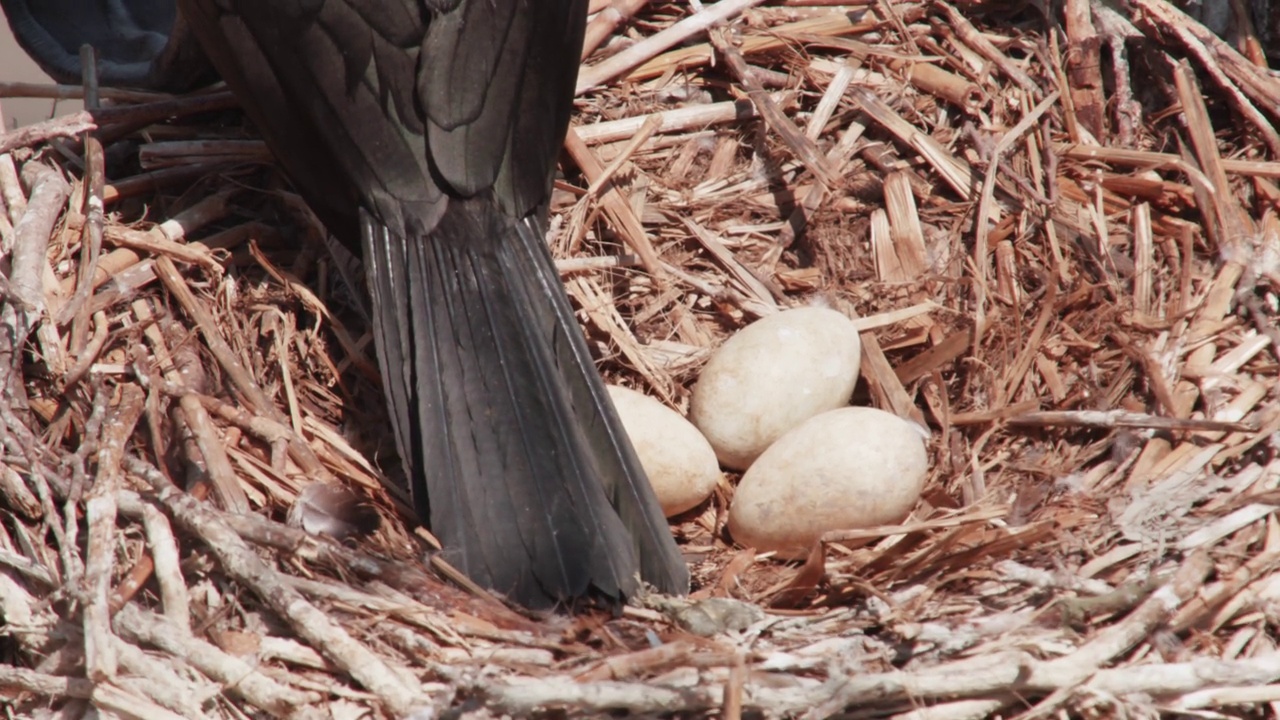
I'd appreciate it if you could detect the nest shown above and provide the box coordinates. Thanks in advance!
[2,1,1280,717]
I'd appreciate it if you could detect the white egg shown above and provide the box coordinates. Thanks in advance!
[607,385,720,517]
[689,307,861,471]
[728,407,929,558]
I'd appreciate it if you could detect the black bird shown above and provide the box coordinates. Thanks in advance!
[3,0,689,608]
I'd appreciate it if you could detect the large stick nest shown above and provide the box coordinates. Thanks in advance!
[2,1,1280,717]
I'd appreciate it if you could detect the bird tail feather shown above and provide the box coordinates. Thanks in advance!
[361,195,688,607]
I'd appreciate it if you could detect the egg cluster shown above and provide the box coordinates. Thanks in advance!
[609,306,930,559]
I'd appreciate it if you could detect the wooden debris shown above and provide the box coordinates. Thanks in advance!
[1,1,1279,717]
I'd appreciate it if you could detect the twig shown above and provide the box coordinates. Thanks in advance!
[124,455,425,716]
[0,112,96,155]
[576,0,769,94]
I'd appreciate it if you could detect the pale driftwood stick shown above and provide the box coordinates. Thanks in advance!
[576,0,768,94]
[995,560,1114,596]
[256,636,331,671]
[83,383,144,682]
[891,699,1008,720]
[113,475,529,628]
[577,98,764,145]
[1019,551,1214,718]
[556,254,641,273]
[90,681,189,720]
[113,604,321,715]
[112,637,215,719]
[0,145,25,228]
[8,163,70,377]
[1169,548,1280,632]
[1006,409,1253,433]
[141,504,191,631]
[59,310,109,389]
[0,540,55,587]
[283,576,456,657]
[0,663,95,698]
[582,0,650,60]
[123,458,424,716]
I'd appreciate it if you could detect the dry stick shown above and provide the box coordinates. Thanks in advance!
[802,36,981,114]
[584,115,663,198]
[777,97,867,253]
[972,91,1059,349]
[1173,61,1256,247]
[9,163,70,379]
[625,11,870,84]
[153,256,333,482]
[137,139,272,170]
[1226,0,1267,66]
[1062,0,1105,140]
[934,1,1039,93]
[1006,409,1253,434]
[805,62,856,142]
[1170,549,1280,632]
[111,637,213,719]
[83,383,144,682]
[710,28,841,187]
[576,0,769,94]
[1019,552,1215,719]
[563,128,664,277]
[134,300,250,514]
[89,91,240,137]
[582,0,650,60]
[0,112,95,155]
[1128,0,1280,126]
[124,456,424,716]
[104,163,231,205]
[681,216,779,307]
[0,81,166,103]
[577,97,764,145]
[248,241,379,383]
[64,46,107,364]
[140,504,191,631]
[113,604,319,715]
[1158,17,1280,158]
[102,224,225,277]
[113,473,532,629]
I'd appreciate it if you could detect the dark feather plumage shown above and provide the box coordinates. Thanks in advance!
[178,0,689,606]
